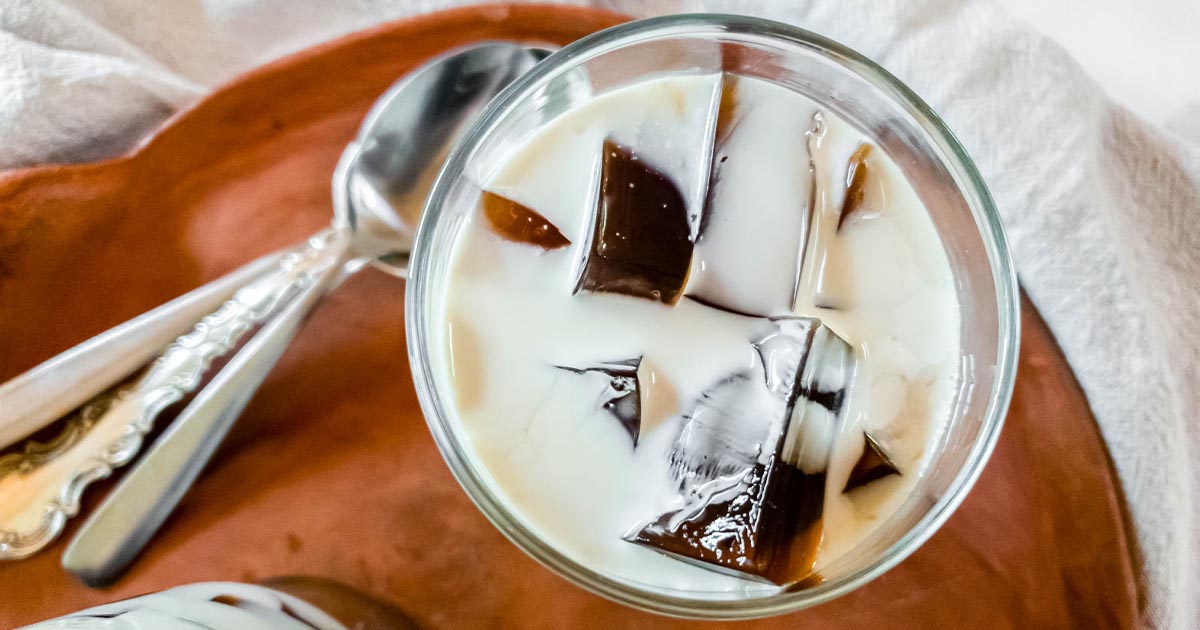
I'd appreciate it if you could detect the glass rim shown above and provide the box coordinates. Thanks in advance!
[407,13,1020,619]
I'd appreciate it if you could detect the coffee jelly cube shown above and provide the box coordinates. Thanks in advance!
[627,318,855,585]
[557,358,643,446]
[843,432,901,492]
[573,140,694,304]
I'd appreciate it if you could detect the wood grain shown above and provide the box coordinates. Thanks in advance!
[0,5,1139,628]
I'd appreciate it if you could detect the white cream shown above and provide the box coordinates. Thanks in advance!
[438,74,960,594]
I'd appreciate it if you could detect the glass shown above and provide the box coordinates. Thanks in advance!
[407,14,1019,619]
[20,577,417,629]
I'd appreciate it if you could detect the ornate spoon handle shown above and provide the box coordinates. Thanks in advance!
[0,251,285,450]
[0,229,345,560]
[63,249,345,585]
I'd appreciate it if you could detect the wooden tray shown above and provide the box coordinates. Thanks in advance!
[0,5,1140,628]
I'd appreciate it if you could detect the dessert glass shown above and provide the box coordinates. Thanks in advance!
[406,14,1019,619]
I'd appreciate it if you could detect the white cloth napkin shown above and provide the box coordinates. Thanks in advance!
[1,0,1196,627]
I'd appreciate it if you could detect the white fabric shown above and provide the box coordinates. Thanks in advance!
[999,0,1200,136]
[1,0,1196,627]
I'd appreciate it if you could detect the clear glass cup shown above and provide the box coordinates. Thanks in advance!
[20,578,418,629]
[407,14,1019,619]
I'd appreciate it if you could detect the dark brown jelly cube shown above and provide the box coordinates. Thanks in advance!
[838,143,881,231]
[627,318,856,585]
[481,190,570,250]
[843,432,901,492]
[714,73,741,147]
[557,358,642,446]
[629,460,826,584]
[573,139,693,304]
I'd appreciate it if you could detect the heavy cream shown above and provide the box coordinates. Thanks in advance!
[436,73,960,595]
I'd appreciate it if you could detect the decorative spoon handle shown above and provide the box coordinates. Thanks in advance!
[62,249,345,586]
[0,251,284,451]
[0,229,344,561]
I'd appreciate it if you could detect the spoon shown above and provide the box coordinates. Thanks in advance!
[0,42,546,578]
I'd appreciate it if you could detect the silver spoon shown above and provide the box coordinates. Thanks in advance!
[0,43,546,579]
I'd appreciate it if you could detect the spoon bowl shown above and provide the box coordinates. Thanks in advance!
[342,44,548,275]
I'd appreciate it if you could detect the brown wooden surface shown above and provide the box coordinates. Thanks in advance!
[0,5,1140,628]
